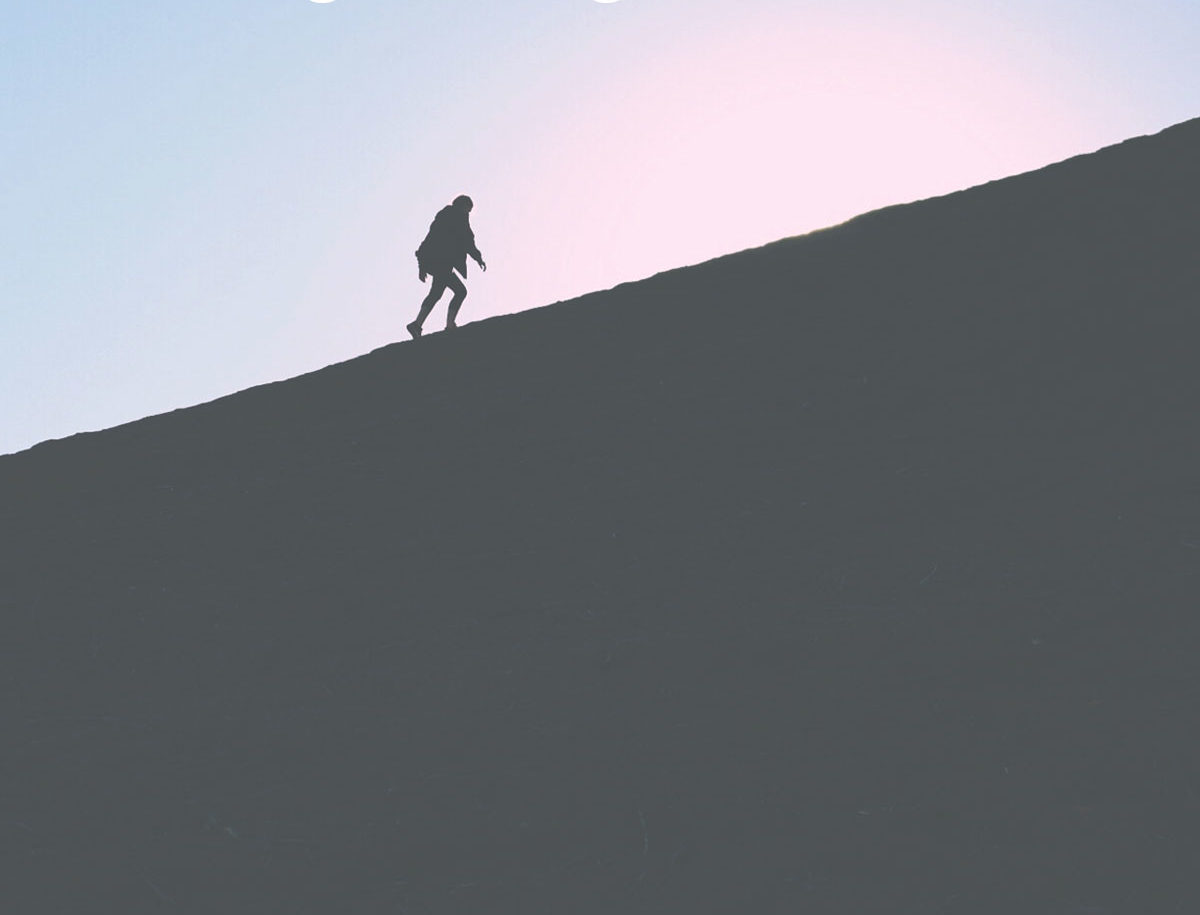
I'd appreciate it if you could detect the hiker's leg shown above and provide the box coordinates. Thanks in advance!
[413,276,447,329]
[444,273,468,327]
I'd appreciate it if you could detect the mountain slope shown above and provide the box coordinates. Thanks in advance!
[3,118,1200,913]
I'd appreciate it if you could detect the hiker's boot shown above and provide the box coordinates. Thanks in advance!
[407,321,423,339]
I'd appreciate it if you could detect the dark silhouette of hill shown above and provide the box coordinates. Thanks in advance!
[4,118,1200,913]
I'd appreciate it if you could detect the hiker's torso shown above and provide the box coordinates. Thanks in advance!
[417,205,474,277]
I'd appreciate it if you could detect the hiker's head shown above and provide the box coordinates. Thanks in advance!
[453,195,474,213]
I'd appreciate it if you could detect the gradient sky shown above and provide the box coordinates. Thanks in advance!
[3,0,1197,455]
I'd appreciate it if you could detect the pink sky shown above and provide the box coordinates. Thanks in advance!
[485,10,1106,316]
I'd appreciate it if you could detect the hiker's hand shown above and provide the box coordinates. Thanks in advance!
[418,269,427,282]
[478,258,487,272]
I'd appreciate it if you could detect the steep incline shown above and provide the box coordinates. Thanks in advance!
[3,118,1199,913]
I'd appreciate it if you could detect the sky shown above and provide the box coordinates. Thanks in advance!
[2,0,1197,455]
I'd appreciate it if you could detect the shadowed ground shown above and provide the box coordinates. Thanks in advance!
[3,118,1199,913]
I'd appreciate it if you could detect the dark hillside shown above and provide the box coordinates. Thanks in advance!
[3,118,1200,913]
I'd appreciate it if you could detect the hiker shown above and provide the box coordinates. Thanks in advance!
[408,194,486,338]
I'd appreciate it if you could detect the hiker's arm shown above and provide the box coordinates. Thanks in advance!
[462,217,485,270]
[467,241,485,271]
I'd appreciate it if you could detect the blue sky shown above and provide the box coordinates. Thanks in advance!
[2,1,1197,455]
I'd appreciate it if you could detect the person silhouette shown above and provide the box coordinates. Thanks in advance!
[408,194,486,338]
